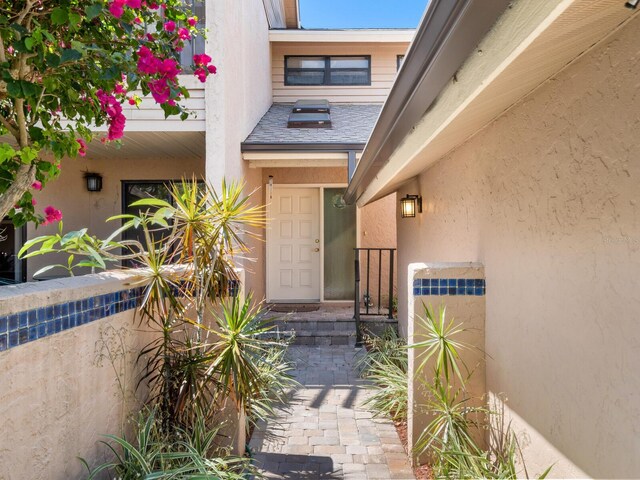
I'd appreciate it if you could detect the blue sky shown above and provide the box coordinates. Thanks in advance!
[299,0,428,29]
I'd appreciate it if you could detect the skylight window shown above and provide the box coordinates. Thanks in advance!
[288,100,332,128]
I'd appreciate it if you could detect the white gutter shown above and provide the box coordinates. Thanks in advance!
[268,29,415,43]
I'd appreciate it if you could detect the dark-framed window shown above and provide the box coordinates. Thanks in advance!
[285,56,371,86]
[397,55,405,71]
[121,180,181,266]
[178,0,206,71]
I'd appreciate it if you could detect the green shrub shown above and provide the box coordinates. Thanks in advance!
[358,326,409,422]
[81,408,256,480]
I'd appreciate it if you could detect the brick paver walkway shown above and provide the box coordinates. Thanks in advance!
[249,345,415,479]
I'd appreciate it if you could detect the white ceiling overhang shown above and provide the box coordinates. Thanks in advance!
[357,0,638,206]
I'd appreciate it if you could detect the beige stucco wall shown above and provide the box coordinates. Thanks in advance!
[205,0,272,298]
[396,14,640,478]
[0,272,154,479]
[25,153,204,280]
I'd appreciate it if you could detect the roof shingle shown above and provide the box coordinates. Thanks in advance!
[242,103,382,148]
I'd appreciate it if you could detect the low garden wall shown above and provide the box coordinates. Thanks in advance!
[0,270,156,479]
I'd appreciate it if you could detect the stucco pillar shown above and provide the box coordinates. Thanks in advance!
[407,262,486,465]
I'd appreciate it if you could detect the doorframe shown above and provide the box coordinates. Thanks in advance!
[265,183,360,303]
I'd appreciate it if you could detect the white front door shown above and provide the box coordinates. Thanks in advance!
[267,187,321,302]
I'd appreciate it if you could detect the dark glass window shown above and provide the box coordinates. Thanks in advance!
[285,56,371,86]
[121,181,177,266]
[179,0,206,71]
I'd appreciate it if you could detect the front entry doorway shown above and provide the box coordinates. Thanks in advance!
[266,185,356,303]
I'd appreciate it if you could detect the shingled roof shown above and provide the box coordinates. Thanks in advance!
[242,103,382,151]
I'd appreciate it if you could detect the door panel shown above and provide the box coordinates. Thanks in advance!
[268,187,321,302]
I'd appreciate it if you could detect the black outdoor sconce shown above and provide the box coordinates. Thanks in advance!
[84,172,103,192]
[625,0,638,8]
[400,194,422,218]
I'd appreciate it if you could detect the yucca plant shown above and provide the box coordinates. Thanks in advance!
[410,303,551,479]
[81,407,255,480]
[362,353,409,422]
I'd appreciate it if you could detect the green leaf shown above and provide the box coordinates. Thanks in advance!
[60,229,88,246]
[6,80,22,97]
[20,80,37,97]
[18,146,39,164]
[51,8,69,26]
[28,126,44,143]
[60,49,82,64]
[24,37,35,51]
[68,12,82,26]
[85,4,103,20]
[129,198,172,208]
[0,144,16,164]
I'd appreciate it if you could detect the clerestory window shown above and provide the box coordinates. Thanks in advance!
[285,56,371,86]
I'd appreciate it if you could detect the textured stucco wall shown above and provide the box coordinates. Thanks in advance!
[397,15,640,478]
[0,273,154,479]
[205,0,272,298]
[25,153,204,280]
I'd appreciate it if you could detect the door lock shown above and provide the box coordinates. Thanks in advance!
[314,248,320,252]
[315,239,320,243]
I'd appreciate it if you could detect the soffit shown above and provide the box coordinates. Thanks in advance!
[83,131,204,161]
[356,0,638,205]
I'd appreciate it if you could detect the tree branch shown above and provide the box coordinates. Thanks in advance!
[0,32,6,63]
[0,112,19,139]
[0,163,37,220]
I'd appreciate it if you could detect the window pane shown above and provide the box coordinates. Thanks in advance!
[329,70,369,85]
[286,70,326,85]
[330,57,369,69]
[286,57,325,69]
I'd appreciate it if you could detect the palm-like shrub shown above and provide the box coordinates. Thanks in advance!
[358,327,409,422]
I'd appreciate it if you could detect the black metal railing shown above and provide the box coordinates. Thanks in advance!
[353,248,396,345]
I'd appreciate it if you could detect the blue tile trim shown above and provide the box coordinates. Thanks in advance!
[413,278,485,297]
[0,280,241,353]
[0,286,145,353]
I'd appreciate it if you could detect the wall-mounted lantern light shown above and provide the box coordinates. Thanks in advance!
[84,172,103,192]
[400,194,422,218]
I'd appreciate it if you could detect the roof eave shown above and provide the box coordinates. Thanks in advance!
[343,0,510,205]
[241,142,366,153]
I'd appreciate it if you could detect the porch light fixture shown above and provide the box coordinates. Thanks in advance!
[400,194,422,218]
[84,172,103,192]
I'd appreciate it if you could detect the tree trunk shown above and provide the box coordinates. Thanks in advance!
[0,163,37,220]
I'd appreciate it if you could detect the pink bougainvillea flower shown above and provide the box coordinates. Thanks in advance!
[146,33,155,42]
[157,58,181,78]
[125,0,142,8]
[148,78,171,104]
[31,199,37,206]
[193,53,212,67]
[77,138,87,157]
[128,96,137,105]
[96,90,126,140]
[187,16,198,27]
[194,67,207,83]
[148,2,159,9]
[134,16,142,24]
[164,20,176,32]
[32,180,42,190]
[7,45,15,55]
[114,83,127,95]
[207,64,217,74]
[178,27,191,40]
[109,0,125,18]
[42,206,63,225]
